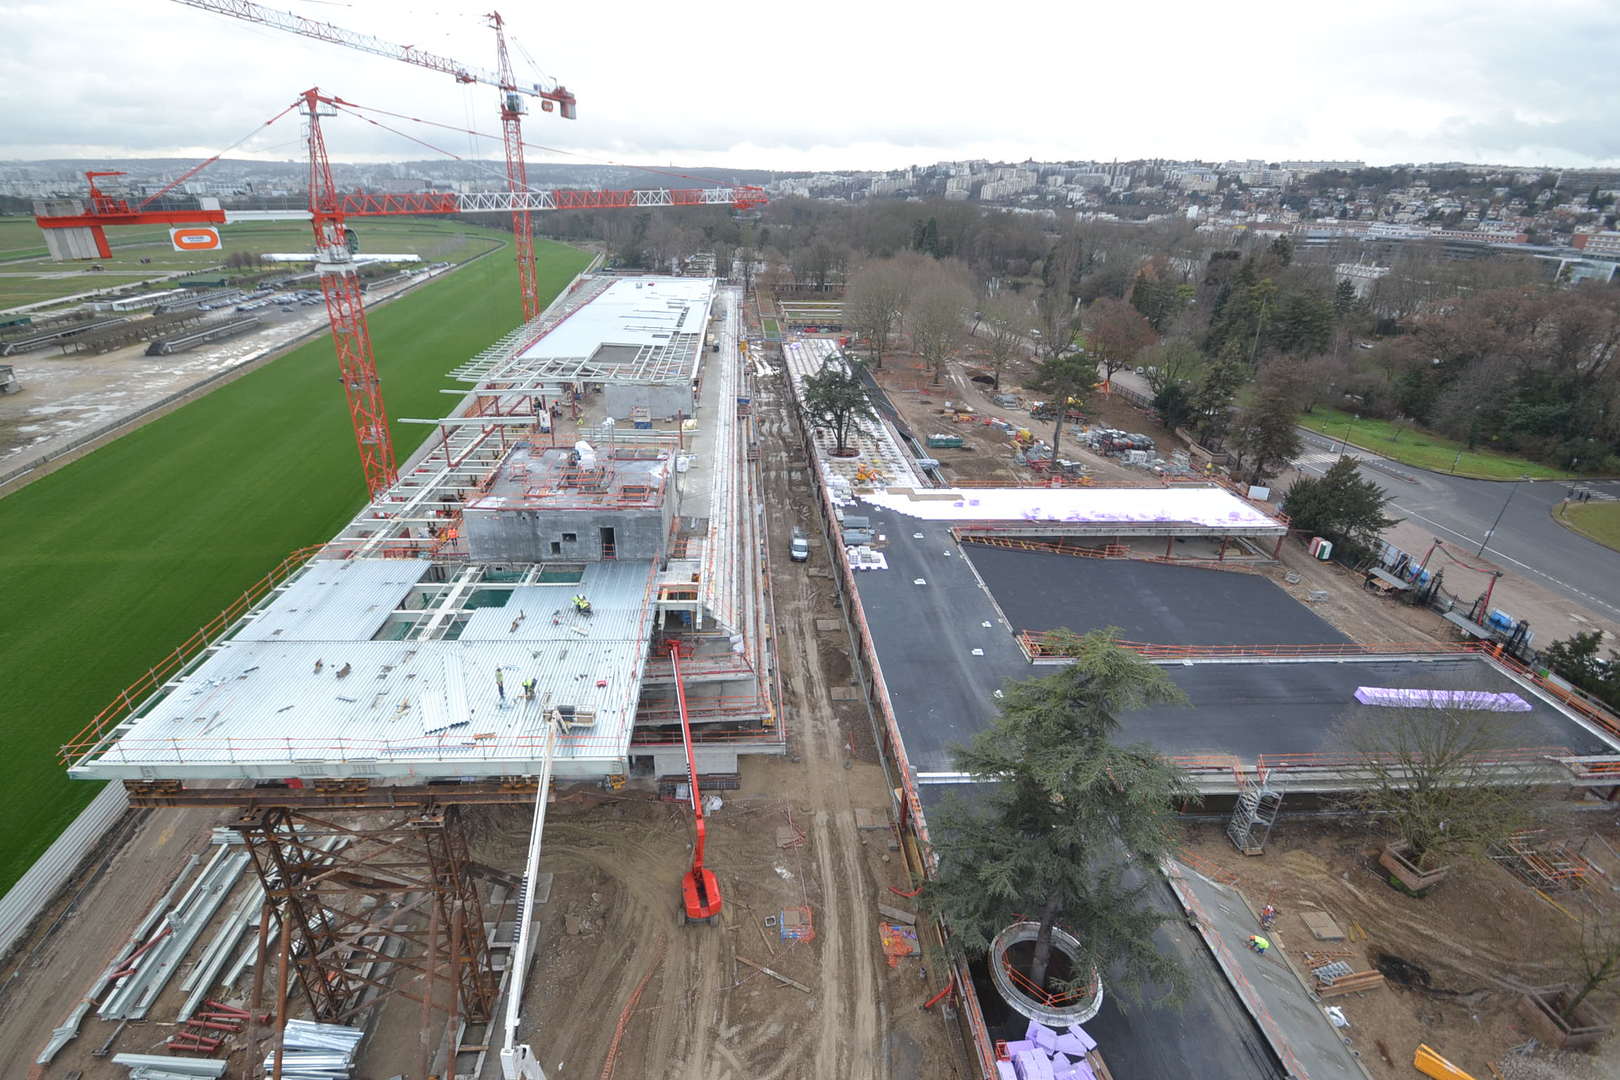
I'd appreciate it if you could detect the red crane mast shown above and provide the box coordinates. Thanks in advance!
[302,90,397,497]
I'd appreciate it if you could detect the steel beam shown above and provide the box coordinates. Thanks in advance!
[235,805,501,1029]
[123,778,539,809]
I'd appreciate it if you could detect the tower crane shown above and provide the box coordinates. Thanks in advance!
[171,0,573,321]
[34,99,764,499]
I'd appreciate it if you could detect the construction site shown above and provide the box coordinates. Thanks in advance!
[8,7,1620,1080]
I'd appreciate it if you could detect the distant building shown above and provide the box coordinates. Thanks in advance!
[1334,262,1389,299]
[1572,231,1620,256]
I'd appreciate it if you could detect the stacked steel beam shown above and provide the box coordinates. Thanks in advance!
[261,1020,365,1078]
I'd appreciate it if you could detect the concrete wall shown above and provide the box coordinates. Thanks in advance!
[602,381,695,421]
[649,746,739,776]
[463,504,669,563]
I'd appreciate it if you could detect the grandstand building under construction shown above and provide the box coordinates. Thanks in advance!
[65,274,781,788]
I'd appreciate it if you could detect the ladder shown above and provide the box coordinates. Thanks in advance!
[1227,783,1283,855]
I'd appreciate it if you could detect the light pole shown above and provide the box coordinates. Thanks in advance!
[1336,415,1358,455]
[1477,475,1530,559]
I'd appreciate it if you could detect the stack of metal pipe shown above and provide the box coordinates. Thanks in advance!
[261,1020,364,1079]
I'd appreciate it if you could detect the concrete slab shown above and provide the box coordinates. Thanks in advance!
[1166,859,1370,1080]
[916,785,1286,1080]
[966,547,1348,646]
[1300,911,1346,941]
[852,516,1614,776]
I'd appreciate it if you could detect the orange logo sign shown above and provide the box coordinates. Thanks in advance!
[170,227,222,252]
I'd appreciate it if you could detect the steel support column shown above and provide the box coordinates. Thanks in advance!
[234,805,499,1028]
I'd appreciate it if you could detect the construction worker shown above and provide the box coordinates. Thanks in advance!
[1248,935,1271,955]
[573,594,592,615]
[494,667,506,703]
[1259,904,1278,930]
[522,677,536,702]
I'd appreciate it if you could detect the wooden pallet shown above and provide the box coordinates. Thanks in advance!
[1317,970,1386,998]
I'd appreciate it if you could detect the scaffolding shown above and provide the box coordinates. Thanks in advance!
[1227,780,1283,855]
[235,805,500,1027]
[1489,830,1600,892]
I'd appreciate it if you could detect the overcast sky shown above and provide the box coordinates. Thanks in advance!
[3,0,1619,173]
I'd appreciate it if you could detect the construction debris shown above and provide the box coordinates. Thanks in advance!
[996,1019,1103,1080]
[1316,969,1386,998]
[111,1054,227,1079]
[261,1019,365,1078]
[736,956,812,994]
[1489,831,1599,893]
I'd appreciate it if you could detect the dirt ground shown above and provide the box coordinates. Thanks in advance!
[1,316,972,1080]
[468,341,969,1080]
[1182,815,1620,1080]
[868,335,1176,489]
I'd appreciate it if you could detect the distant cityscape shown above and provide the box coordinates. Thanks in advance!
[5,155,1620,270]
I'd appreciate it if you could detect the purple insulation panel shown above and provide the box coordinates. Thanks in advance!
[1066,1024,1098,1053]
[1054,1033,1089,1057]
[996,1062,1018,1080]
[1013,1050,1056,1080]
[1354,687,1530,711]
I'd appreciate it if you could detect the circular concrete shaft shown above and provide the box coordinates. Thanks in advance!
[988,921,1104,1027]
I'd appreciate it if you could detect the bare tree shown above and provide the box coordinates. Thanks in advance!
[1556,914,1620,1023]
[981,292,1030,391]
[1336,701,1549,880]
[909,261,974,385]
[845,256,919,370]
[1084,297,1158,389]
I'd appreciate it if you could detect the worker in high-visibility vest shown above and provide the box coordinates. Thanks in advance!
[1248,935,1271,954]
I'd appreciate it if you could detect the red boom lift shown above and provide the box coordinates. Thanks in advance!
[668,643,722,924]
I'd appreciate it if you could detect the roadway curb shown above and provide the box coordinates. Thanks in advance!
[1549,501,1620,556]
[1299,431,1421,484]
[1301,428,1608,485]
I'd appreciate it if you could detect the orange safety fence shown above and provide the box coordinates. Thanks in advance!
[1019,633,1480,660]
[1255,746,1572,774]
[999,957,1098,1008]
[1488,648,1620,741]
[1173,847,1241,887]
[59,544,324,763]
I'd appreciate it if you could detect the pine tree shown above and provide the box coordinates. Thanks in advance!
[922,629,1197,1002]
[799,358,876,454]
[1281,456,1400,556]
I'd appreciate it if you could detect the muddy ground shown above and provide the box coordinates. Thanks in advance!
[1183,816,1620,1080]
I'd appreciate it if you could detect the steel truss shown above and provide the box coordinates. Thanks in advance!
[235,805,498,1027]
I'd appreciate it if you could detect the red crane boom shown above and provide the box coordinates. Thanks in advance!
[31,85,766,499]
[171,0,575,322]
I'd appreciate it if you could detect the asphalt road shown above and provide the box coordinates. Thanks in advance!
[1107,368,1620,622]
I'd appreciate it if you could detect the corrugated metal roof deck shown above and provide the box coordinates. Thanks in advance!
[71,559,659,780]
[235,559,431,642]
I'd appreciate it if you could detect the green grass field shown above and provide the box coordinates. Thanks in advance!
[1297,407,1574,481]
[1556,500,1620,553]
[0,217,504,308]
[0,232,590,894]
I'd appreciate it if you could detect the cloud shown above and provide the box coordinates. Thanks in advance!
[1,0,1617,169]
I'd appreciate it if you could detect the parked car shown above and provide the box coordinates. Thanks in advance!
[789,528,810,563]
